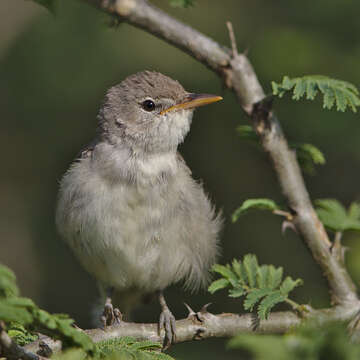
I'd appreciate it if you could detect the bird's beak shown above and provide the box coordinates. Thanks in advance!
[160,93,223,115]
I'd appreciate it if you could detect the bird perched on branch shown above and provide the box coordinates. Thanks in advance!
[56,71,222,349]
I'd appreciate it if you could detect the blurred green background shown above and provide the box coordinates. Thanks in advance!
[1,0,360,358]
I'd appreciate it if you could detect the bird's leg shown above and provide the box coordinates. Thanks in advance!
[101,287,122,328]
[158,290,176,351]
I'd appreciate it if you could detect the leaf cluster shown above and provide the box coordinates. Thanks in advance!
[272,75,360,112]
[95,337,173,360]
[236,125,326,175]
[315,199,360,232]
[0,263,95,354]
[0,264,176,360]
[52,337,174,360]
[228,321,360,360]
[208,254,303,320]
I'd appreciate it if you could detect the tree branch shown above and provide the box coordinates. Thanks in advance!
[83,0,358,305]
[24,303,360,355]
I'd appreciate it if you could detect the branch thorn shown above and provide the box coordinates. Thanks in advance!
[282,220,298,235]
[199,303,212,314]
[226,21,238,58]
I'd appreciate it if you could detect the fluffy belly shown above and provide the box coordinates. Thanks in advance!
[73,189,191,292]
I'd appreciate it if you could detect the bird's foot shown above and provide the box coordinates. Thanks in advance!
[158,307,176,351]
[158,291,176,351]
[101,297,122,328]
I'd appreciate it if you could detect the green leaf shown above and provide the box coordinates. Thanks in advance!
[348,202,360,221]
[30,0,57,14]
[256,265,270,289]
[96,337,174,360]
[292,143,326,175]
[272,75,360,112]
[268,266,283,290]
[315,198,360,232]
[208,278,230,294]
[169,0,196,7]
[209,255,303,320]
[279,277,303,296]
[244,288,271,311]
[0,264,19,298]
[232,259,247,285]
[0,300,33,324]
[8,323,38,346]
[232,199,280,222]
[243,254,259,288]
[258,292,286,320]
[294,143,325,165]
[212,264,237,285]
[228,287,246,298]
[236,125,259,143]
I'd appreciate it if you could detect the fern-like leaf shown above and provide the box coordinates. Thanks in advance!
[268,266,283,290]
[208,254,303,320]
[208,278,230,294]
[243,254,259,288]
[244,288,271,311]
[279,277,303,296]
[258,292,286,320]
[272,75,360,112]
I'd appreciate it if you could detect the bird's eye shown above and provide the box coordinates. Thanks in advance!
[142,99,156,112]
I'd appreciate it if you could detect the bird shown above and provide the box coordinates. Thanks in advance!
[56,71,222,349]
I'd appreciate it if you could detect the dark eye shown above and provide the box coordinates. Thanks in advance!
[142,99,156,112]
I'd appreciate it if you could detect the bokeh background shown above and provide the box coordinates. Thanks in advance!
[1,0,360,358]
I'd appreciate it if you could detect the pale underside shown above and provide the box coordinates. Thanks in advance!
[56,140,221,301]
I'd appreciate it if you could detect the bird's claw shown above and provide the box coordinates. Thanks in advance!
[158,308,176,351]
[101,299,122,328]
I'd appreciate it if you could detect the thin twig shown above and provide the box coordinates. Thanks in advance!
[226,21,238,57]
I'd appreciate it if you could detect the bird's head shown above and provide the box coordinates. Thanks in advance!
[98,71,222,154]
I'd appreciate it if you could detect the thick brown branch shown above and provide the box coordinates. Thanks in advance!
[82,0,358,305]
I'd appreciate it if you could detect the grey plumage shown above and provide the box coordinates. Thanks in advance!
[56,71,222,318]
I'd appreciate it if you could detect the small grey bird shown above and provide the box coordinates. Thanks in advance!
[56,71,222,348]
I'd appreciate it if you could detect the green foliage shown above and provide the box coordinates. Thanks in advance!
[232,199,281,222]
[0,263,95,354]
[7,323,38,346]
[96,337,173,360]
[0,264,176,360]
[228,321,360,360]
[208,254,303,320]
[236,125,325,175]
[169,0,196,7]
[236,125,259,142]
[52,337,175,360]
[293,143,326,175]
[315,199,360,232]
[272,75,360,112]
[30,0,57,14]
[0,264,19,298]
